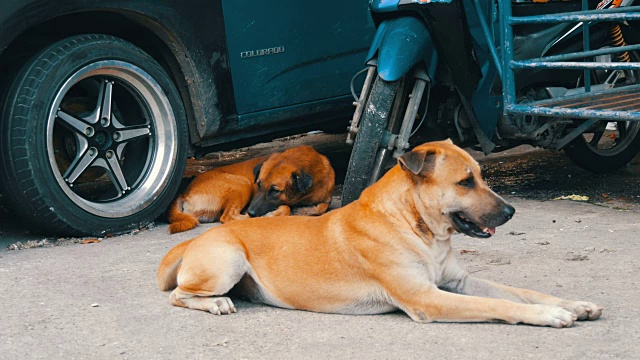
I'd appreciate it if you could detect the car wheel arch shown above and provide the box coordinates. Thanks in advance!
[0,8,228,149]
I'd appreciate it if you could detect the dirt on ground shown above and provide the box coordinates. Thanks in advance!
[1,133,640,358]
[1,196,639,359]
[2,132,639,248]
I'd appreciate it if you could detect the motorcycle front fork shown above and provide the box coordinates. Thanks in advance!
[348,64,431,186]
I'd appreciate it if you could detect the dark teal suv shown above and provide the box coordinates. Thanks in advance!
[0,0,375,235]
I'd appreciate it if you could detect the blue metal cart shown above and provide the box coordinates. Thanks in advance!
[499,0,640,149]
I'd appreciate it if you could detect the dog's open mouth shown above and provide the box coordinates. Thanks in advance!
[451,212,495,238]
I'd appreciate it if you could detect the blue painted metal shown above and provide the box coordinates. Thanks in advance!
[370,0,399,13]
[221,0,375,116]
[507,105,640,122]
[500,0,517,115]
[500,0,640,122]
[471,59,502,138]
[370,0,640,137]
[511,61,640,70]
[522,44,640,63]
[508,6,640,25]
[519,84,640,108]
[582,0,590,92]
[366,17,438,82]
[463,0,501,138]
[471,0,502,80]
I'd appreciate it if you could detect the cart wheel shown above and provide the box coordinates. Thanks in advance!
[565,50,640,173]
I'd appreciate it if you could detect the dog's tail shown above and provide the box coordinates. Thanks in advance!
[168,197,198,234]
[157,239,193,291]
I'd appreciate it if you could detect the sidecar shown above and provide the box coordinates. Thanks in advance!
[341,0,640,204]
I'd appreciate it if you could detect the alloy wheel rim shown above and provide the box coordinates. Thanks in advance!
[46,60,177,218]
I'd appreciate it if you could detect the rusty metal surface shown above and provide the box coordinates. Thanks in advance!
[501,0,640,122]
[519,43,640,63]
[508,5,640,24]
[511,61,640,70]
[507,85,640,120]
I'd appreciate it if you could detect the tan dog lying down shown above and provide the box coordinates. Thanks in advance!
[158,140,602,327]
[168,145,335,233]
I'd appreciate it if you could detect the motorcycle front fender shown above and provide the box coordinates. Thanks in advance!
[366,17,438,82]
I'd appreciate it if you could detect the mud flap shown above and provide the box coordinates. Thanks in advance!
[423,2,494,153]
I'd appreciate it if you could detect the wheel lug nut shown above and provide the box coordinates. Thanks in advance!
[85,128,94,136]
[113,132,120,141]
[106,151,113,159]
[88,148,96,156]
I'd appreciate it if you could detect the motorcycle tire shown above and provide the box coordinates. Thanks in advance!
[564,49,640,173]
[341,75,400,206]
[0,34,188,236]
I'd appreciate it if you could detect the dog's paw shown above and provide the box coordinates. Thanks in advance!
[232,214,250,221]
[532,305,577,328]
[208,297,237,316]
[269,205,291,217]
[558,300,603,321]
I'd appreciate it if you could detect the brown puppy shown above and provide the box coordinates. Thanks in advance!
[168,156,267,234]
[247,145,335,218]
[158,140,602,327]
[168,146,334,233]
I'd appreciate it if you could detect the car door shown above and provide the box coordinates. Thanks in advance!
[221,0,374,117]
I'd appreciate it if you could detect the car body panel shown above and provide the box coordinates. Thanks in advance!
[221,0,374,119]
[0,0,235,142]
[1,0,375,148]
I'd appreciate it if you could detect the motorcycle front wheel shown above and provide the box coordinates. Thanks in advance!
[342,71,420,206]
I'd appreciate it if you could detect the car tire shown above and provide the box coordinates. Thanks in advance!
[0,34,188,236]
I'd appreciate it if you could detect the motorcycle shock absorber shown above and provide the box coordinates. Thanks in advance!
[596,0,630,62]
[609,24,631,62]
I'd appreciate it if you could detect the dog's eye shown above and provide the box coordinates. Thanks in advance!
[268,187,281,196]
[458,177,475,188]
[256,180,262,188]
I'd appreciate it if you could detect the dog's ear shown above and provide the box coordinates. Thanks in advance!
[253,163,263,183]
[398,150,437,176]
[292,171,313,193]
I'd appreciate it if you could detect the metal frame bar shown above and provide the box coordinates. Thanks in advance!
[517,44,640,63]
[500,0,640,121]
[526,84,640,106]
[511,61,640,70]
[500,0,516,109]
[509,5,640,24]
[582,0,590,92]
[506,104,640,121]
[472,0,502,80]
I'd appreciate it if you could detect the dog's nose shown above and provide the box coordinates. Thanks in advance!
[501,204,516,220]
[247,210,257,217]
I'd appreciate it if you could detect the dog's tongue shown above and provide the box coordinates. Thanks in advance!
[488,227,496,236]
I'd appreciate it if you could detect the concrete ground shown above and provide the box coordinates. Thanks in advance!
[1,135,640,359]
[1,198,640,359]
